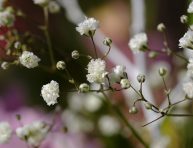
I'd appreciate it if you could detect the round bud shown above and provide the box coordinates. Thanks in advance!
[148,51,158,58]
[180,15,188,24]
[120,79,130,89]
[144,102,152,110]
[79,83,90,93]
[56,61,66,70]
[157,23,166,32]
[159,67,167,76]
[72,50,80,59]
[137,74,145,83]
[14,41,21,49]
[1,62,9,70]
[103,37,112,46]
[129,106,138,114]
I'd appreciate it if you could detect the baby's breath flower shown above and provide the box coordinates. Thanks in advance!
[157,23,165,32]
[76,17,99,36]
[183,82,193,98]
[120,79,130,89]
[137,74,145,83]
[41,80,59,106]
[56,60,66,70]
[103,37,112,46]
[79,83,90,93]
[1,62,9,70]
[0,7,15,27]
[33,0,49,6]
[180,15,188,24]
[48,1,60,13]
[188,1,193,13]
[98,115,121,136]
[16,121,49,147]
[71,50,80,59]
[86,58,107,83]
[159,67,167,76]
[19,51,41,69]
[0,122,12,144]
[128,33,148,53]
[179,30,193,49]
[14,41,21,49]
[129,106,138,114]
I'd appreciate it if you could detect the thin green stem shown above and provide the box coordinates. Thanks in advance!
[43,7,55,70]
[101,91,149,148]
[102,46,111,59]
[90,35,98,58]
[161,76,171,106]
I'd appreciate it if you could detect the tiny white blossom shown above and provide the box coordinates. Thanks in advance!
[183,82,193,98]
[86,58,107,83]
[19,51,40,68]
[157,23,165,32]
[79,83,90,92]
[33,0,49,6]
[128,33,148,53]
[48,1,60,13]
[0,7,15,27]
[120,79,130,89]
[16,121,49,147]
[1,62,9,70]
[188,1,193,13]
[179,30,193,49]
[98,115,121,136]
[76,17,99,36]
[41,80,59,106]
[0,122,12,144]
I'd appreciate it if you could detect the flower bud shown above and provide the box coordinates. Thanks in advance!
[56,61,66,70]
[159,67,167,76]
[14,41,21,49]
[148,51,158,58]
[72,50,80,59]
[129,106,138,114]
[103,37,112,46]
[180,15,188,24]
[79,83,90,93]
[157,23,165,32]
[120,79,130,89]
[137,74,145,83]
[144,102,152,110]
[1,62,9,70]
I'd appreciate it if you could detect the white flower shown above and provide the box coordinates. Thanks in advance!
[98,115,121,136]
[86,58,107,83]
[41,80,59,106]
[187,58,193,77]
[76,17,99,36]
[120,79,130,89]
[1,62,9,70]
[19,51,41,68]
[56,60,66,70]
[157,23,165,32]
[48,1,60,13]
[183,82,193,98]
[128,33,148,53]
[179,30,193,49]
[188,1,193,13]
[0,7,15,27]
[0,122,12,144]
[16,121,49,147]
[33,0,49,6]
[113,65,126,79]
[79,83,90,92]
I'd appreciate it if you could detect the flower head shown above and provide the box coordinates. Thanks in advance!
[179,30,193,49]
[19,51,41,68]
[41,80,59,106]
[0,7,15,27]
[0,122,12,144]
[16,121,49,147]
[128,33,148,53]
[86,58,107,83]
[188,1,193,13]
[183,82,193,98]
[76,17,99,36]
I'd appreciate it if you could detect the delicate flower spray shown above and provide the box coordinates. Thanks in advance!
[1,1,193,148]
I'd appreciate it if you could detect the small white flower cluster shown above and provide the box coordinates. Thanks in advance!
[76,17,99,36]
[188,1,193,13]
[86,58,107,83]
[19,51,41,69]
[0,7,15,27]
[128,33,148,53]
[16,121,49,147]
[41,80,59,106]
[179,30,193,49]
[183,82,193,98]
[0,122,12,144]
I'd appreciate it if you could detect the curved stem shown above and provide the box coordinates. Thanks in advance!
[90,35,98,58]
[101,91,149,148]
[43,7,55,69]
[102,46,111,59]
